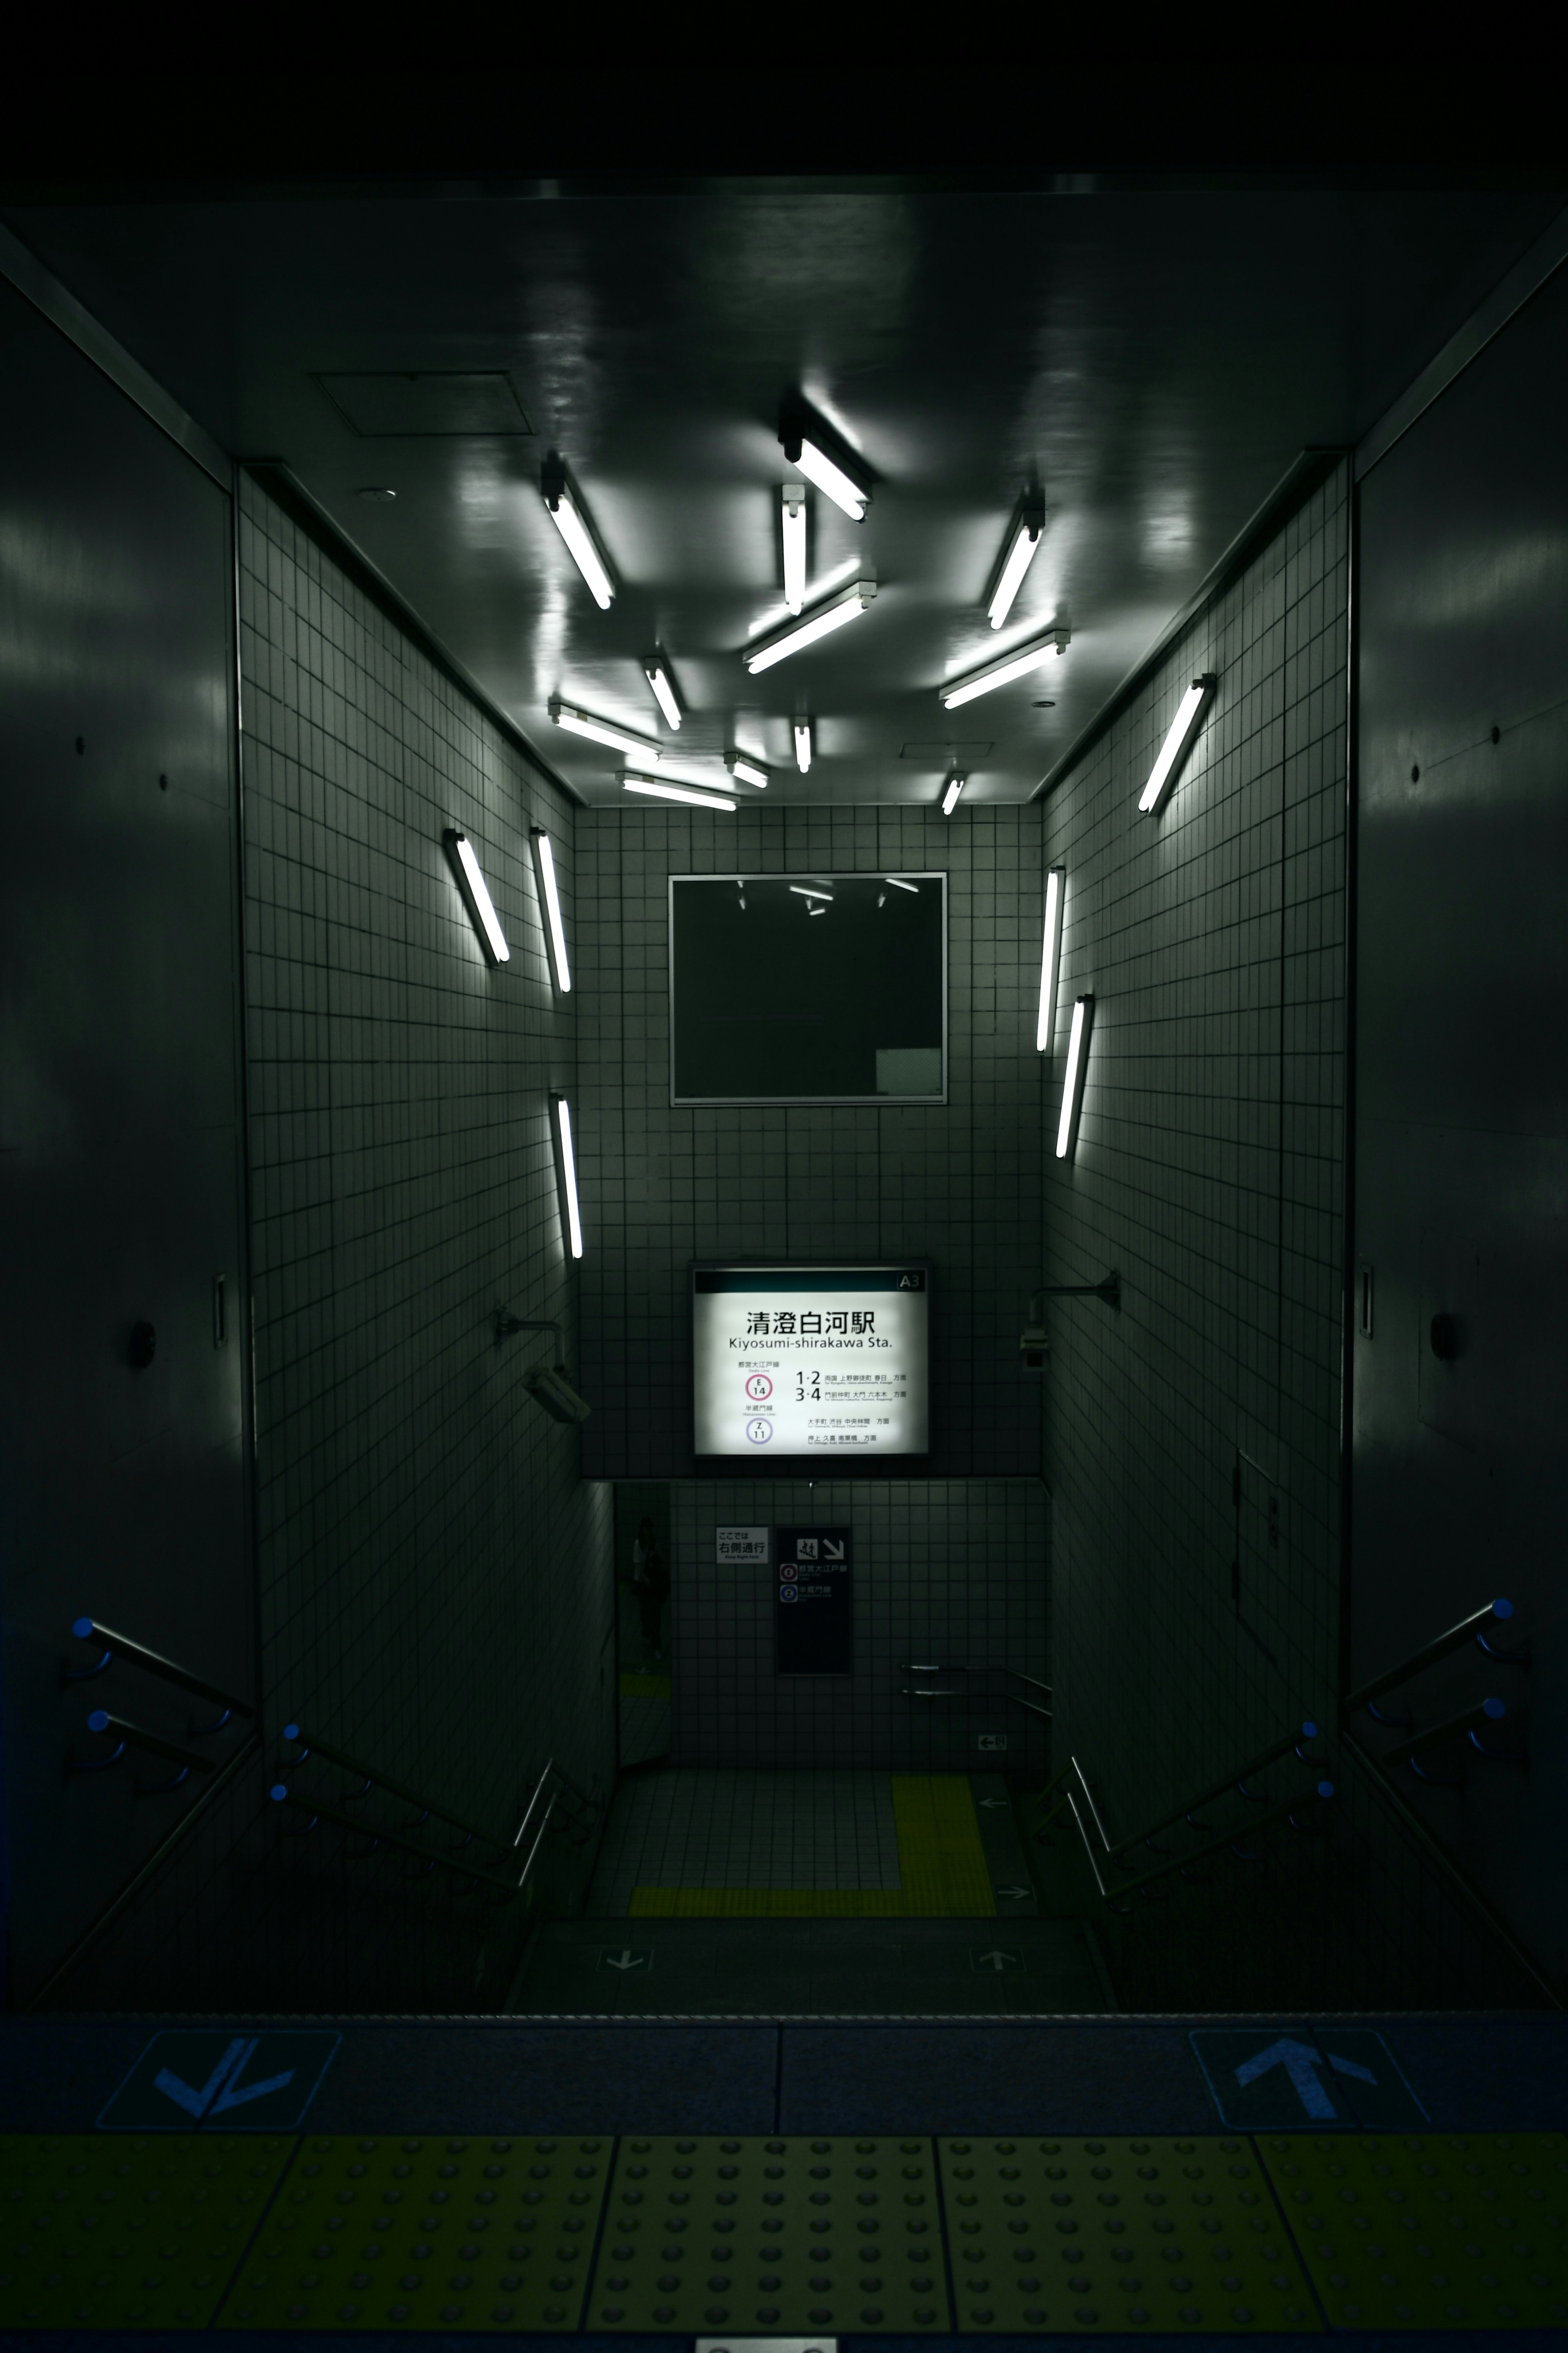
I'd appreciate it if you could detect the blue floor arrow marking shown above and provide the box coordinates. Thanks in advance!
[152,2037,252,2119]
[1233,2035,1340,2119]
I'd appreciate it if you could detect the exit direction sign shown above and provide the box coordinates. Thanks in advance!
[99,2029,341,2131]
[776,1526,852,1675]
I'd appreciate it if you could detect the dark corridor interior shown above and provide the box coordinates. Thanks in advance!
[2,147,1566,2351]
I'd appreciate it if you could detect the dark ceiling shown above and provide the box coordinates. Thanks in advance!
[3,183,1559,806]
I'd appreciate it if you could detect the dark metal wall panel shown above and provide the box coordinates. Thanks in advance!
[1354,263,1568,1994]
[0,275,252,2005]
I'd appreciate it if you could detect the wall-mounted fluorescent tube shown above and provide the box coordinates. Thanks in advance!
[1056,992,1095,1159]
[782,483,807,612]
[541,469,614,609]
[530,827,571,993]
[940,775,965,816]
[1037,863,1065,1053]
[551,1092,584,1259]
[746,578,876,674]
[548,698,662,765]
[443,829,510,964]
[1139,675,1216,813]
[621,772,737,812]
[794,720,813,773]
[644,654,682,730]
[782,432,869,522]
[883,875,919,892]
[941,624,1071,710]
[789,884,834,902]
[987,502,1045,629]
[725,751,770,789]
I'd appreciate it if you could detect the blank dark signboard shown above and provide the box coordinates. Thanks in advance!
[776,1527,853,1674]
[669,874,946,1104]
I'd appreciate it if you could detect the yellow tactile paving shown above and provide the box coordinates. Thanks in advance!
[631,1773,996,1917]
[216,2133,609,2331]
[938,2135,1323,2333]
[0,2132,292,2331]
[1257,2131,1568,2329]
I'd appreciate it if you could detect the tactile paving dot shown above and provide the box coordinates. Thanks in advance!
[1257,2131,1568,2328]
[588,2134,952,2332]
[0,2132,292,2330]
[938,2135,1322,2333]
[216,2133,608,2331]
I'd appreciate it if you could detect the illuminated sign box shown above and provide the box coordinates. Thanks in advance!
[693,1264,931,1461]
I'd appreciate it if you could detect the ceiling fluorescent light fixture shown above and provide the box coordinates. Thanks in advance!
[643,653,682,730]
[725,752,770,790]
[548,698,662,766]
[746,578,876,674]
[941,624,1071,710]
[987,496,1046,630]
[794,720,813,773]
[883,876,919,892]
[541,464,615,609]
[621,772,737,812]
[551,1091,584,1259]
[1139,675,1216,813]
[443,829,510,965]
[1037,863,1065,1052]
[782,482,807,612]
[789,885,834,903]
[1056,992,1095,1159]
[781,424,869,522]
[530,827,571,994]
[940,775,965,817]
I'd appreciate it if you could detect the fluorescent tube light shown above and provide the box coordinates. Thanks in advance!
[548,698,661,766]
[551,1092,584,1259]
[941,624,1071,710]
[808,905,826,916]
[883,875,919,893]
[987,502,1045,629]
[541,469,614,609]
[780,429,869,522]
[941,775,965,816]
[530,827,571,994]
[725,752,770,790]
[746,578,876,674]
[644,654,682,730]
[790,885,834,902]
[1037,863,1064,1052]
[794,720,813,773]
[443,829,510,964]
[621,773,737,812]
[782,482,806,613]
[1139,675,1216,813]
[1056,992,1095,1159]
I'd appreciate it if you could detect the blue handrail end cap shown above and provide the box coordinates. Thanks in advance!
[1483,1696,1506,1719]
[1492,1598,1514,1619]
[87,1709,109,1733]
[270,1783,289,1802]
[283,1723,300,1742]
[1317,1780,1335,1798]
[1301,1719,1318,1738]
[72,1615,95,1640]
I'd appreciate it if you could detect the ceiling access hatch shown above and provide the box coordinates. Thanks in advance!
[315,371,535,437]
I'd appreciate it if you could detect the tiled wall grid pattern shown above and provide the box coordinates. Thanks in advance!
[1038,462,1539,2008]
[573,804,1051,1773]
[667,1480,1048,1773]
[229,479,612,1995]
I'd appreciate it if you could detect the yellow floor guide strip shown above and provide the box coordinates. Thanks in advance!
[629,1773,996,1918]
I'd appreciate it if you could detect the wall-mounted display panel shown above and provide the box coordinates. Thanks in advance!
[669,873,947,1104]
[693,1264,931,1462]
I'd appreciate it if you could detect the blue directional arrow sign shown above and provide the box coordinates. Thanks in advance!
[1190,2026,1425,2129]
[98,2029,340,2131]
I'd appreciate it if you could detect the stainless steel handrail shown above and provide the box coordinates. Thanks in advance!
[899,1659,1053,1720]
[270,1784,532,1897]
[1044,1750,1334,1908]
[281,1724,507,1853]
[1345,1597,1527,1712]
[1038,1720,1327,1858]
[63,1617,256,1720]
